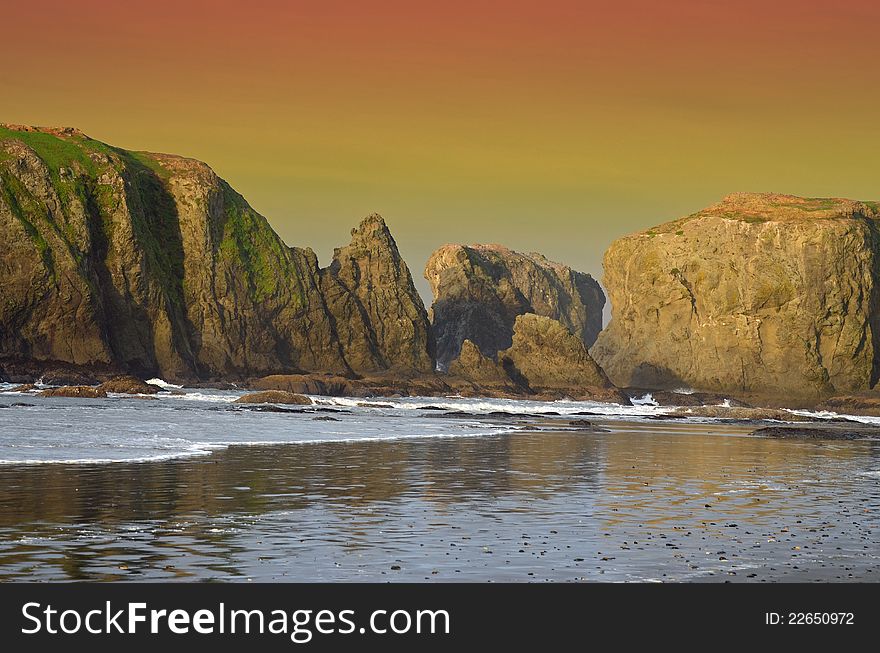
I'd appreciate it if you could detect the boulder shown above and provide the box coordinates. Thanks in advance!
[38,385,107,398]
[97,376,161,395]
[233,391,313,405]
[815,395,880,417]
[250,374,359,396]
[448,339,518,387]
[497,314,630,404]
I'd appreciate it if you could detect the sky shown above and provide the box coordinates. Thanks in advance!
[3,0,879,303]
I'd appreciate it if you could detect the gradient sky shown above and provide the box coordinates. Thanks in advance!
[3,1,879,303]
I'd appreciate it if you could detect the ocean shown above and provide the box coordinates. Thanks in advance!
[1,383,878,581]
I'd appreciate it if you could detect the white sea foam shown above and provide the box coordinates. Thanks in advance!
[315,395,671,418]
[786,408,880,426]
[145,378,184,389]
[154,390,241,403]
[0,396,518,465]
[3,388,877,466]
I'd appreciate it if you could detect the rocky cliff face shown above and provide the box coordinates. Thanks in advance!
[0,124,433,381]
[500,313,613,394]
[592,193,880,400]
[320,214,434,374]
[446,315,628,403]
[424,243,604,369]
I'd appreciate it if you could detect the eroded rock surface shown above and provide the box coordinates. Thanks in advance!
[233,390,313,405]
[425,243,604,369]
[593,193,880,400]
[0,125,433,382]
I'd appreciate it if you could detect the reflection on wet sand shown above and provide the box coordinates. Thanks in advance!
[599,423,867,527]
[0,422,878,582]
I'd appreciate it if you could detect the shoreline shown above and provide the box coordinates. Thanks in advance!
[3,383,880,467]
[0,423,877,582]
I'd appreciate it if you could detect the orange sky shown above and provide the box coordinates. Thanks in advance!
[3,0,879,300]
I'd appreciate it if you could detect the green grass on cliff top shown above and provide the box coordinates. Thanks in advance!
[0,127,296,306]
[0,126,108,176]
[0,125,170,181]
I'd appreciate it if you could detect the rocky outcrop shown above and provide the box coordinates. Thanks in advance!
[425,243,604,369]
[440,315,629,403]
[448,340,512,385]
[97,376,160,395]
[0,125,433,382]
[0,358,113,385]
[233,390,313,405]
[629,390,750,407]
[753,425,880,440]
[815,394,880,417]
[250,374,358,396]
[592,193,880,401]
[38,385,107,398]
[247,316,631,402]
[670,406,814,421]
[497,314,628,403]
[320,214,434,374]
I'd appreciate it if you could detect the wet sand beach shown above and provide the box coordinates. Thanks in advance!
[1,418,878,582]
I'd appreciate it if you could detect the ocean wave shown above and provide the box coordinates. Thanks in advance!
[0,423,516,466]
[145,378,184,389]
[786,409,880,426]
[315,395,670,417]
[153,390,240,403]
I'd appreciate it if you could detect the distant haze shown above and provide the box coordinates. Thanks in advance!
[3,1,879,310]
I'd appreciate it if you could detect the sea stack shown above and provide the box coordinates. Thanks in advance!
[592,193,880,400]
[320,214,434,374]
[424,243,604,369]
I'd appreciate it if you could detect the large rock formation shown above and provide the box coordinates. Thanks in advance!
[320,214,434,374]
[249,315,629,403]
[446,315,628,403]
[592,193,880,400]
[0,124,433,381]
[499,313,614,395]
[425,243,604,369]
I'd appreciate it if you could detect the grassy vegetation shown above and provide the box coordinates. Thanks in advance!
[771,198,839,213]
[0,125,119,223]
[121,150,171,180]
[219,182,299,304]
[0,125,307,311]
[0,126,108,177]
[0,125,185,298]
